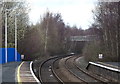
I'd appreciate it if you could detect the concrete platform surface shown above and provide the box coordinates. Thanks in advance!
[2,62,21,83]
[18,61,40,83]
[0,65,2,84]
[103,62,120,67]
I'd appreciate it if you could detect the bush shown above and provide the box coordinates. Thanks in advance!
[82,41,104,62]
[83,40,119,62]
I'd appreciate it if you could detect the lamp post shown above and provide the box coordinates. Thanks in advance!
[5,9,17,63]
[5,9,8,63]
[15,13,17,61]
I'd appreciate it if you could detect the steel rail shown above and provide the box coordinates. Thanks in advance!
[51,58,64,84]
[38,57,58,83]
[64,56,87,83]
[38,55,67,83]
[74,57,109,83]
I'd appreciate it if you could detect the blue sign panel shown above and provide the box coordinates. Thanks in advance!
[0,48,21,64]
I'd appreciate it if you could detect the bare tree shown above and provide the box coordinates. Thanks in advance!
[92,2,119,61]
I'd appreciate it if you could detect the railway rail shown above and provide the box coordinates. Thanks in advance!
[37,55,119,84]
[64,56,108,84]
[87,62,120,82]
[65,56,97,82]
[75,57,119,83]
[52,58,64,83]
[74,58,109,83]
[39,57,62,84]
[54,56,83,83]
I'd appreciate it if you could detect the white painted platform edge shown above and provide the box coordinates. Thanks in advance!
[89,62,120,72]
[30,61,41,84]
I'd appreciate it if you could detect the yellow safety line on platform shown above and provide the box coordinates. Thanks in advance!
[17,61,24,84]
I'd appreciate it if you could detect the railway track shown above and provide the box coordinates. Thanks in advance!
[65,56,108,84]
[74,57,110,83]
[53,56,86,83]
[39,57,62,84]
[52,58,64,83]
[38,54,75,84]
[39,55,103,83]
[38,55,118,84]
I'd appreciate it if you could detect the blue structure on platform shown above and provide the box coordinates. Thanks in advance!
[0,48,21,64]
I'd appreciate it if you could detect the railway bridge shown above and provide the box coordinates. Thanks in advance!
[70,35,98,42]
[68,35,98,53]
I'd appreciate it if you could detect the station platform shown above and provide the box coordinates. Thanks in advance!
[76,57,120,82]
[18,61,40,83]
[1,62,21,83]
[1,61,40,84]
[97,62,120,69]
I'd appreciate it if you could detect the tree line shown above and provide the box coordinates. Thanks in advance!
[83,2,119,62]
[1,1,119,61]
[18,12,90,60]
[1,1,29,48]
[1,1,89,60]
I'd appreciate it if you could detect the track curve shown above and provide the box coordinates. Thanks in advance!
[39,57,62,84]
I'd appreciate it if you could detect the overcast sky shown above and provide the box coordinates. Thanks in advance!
[27,0,97,29]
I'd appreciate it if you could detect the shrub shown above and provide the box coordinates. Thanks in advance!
[82,41,104,62]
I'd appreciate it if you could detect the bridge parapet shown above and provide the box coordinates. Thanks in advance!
[70,35,98,42]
